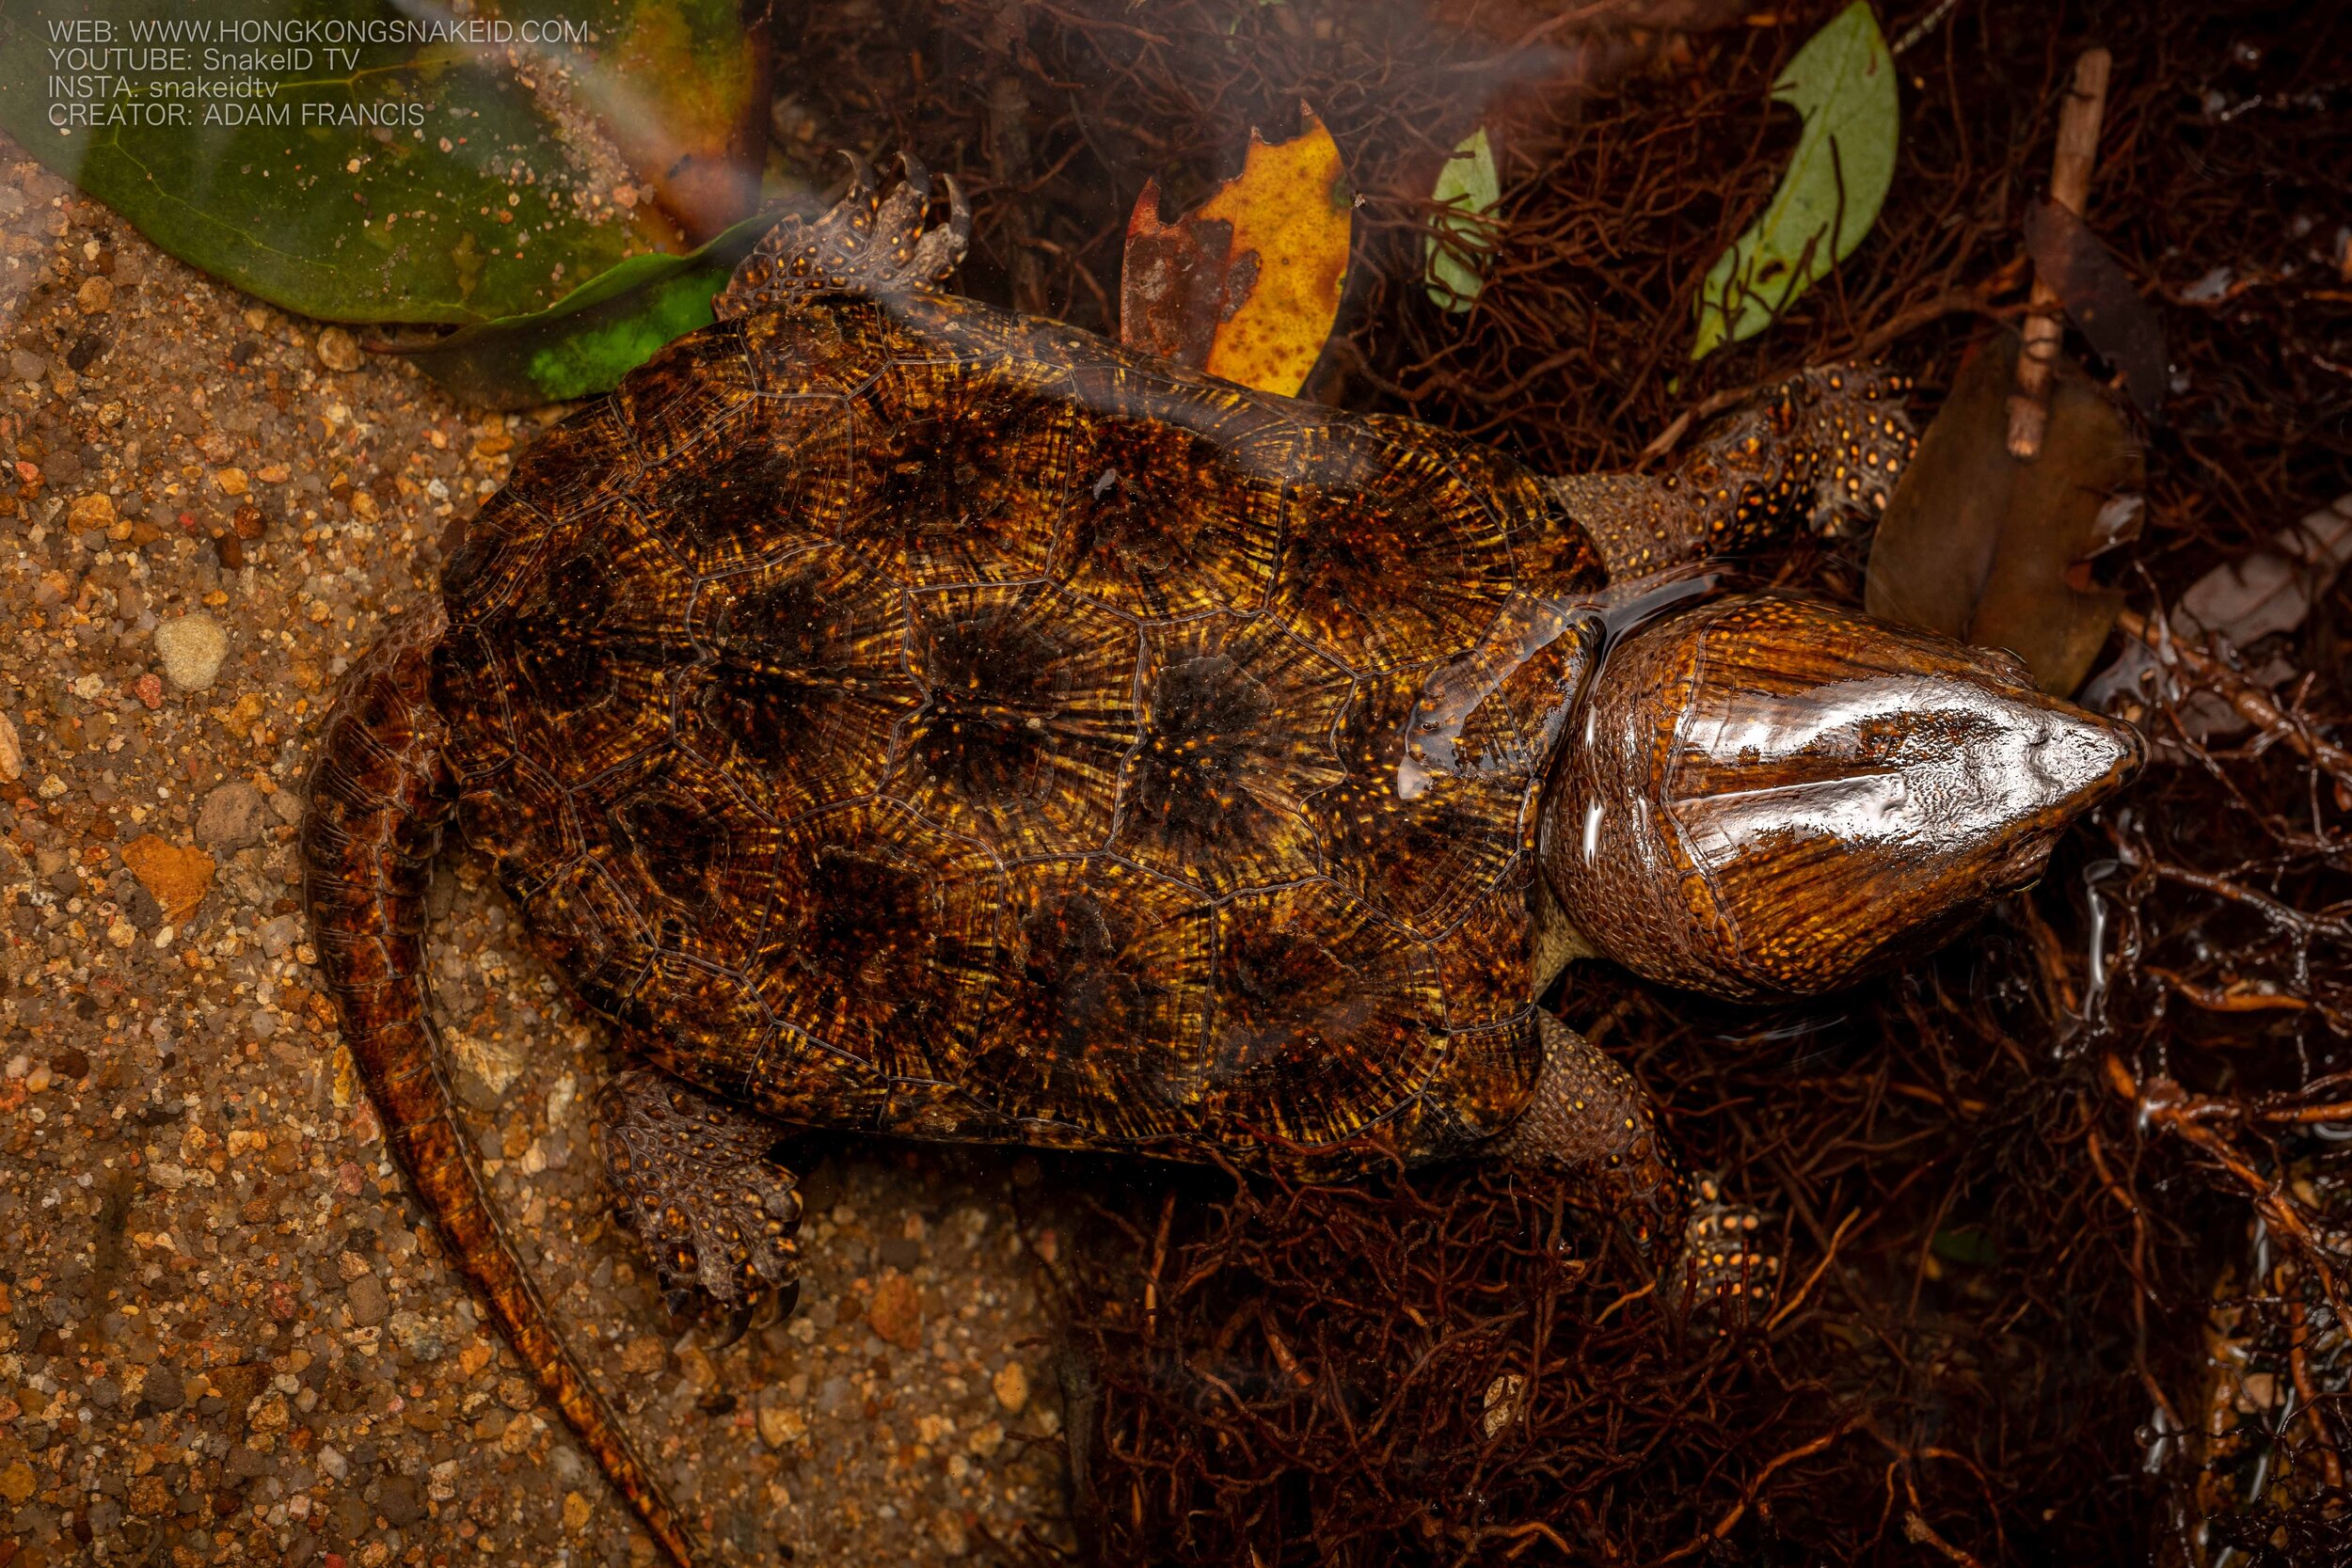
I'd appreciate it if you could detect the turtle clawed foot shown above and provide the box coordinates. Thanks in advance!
[1670,1177,1780,1324]
[595,1068,805,1332]
[716,148,969,319]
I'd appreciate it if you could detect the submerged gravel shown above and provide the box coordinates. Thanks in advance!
[0,135,1072,1567]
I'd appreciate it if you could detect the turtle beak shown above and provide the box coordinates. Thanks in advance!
[1543,594,2143,1000]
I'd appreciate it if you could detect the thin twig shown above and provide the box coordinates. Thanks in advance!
[2009,48,2112,458]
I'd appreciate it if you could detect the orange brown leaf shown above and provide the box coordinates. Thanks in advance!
[121,834,216,928]
[1120,103,1352,398]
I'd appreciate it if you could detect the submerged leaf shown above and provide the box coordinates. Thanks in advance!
[1692,2,1897,360]
[2080,493,2352,739]
[1120,103,1352,397]
[398,210,775,407]
[1865,334,2144,696]
[1424,127,1501,313]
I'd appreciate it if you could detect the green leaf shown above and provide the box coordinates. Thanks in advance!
[1930,1227,2000,1267]
[1424,126,1500,313]
[398,208,774,407]
[0,1,703,326]
[1691,2,1897,361]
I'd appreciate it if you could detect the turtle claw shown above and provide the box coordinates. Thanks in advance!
[910,174,971,283]
[710,1298,757,1350]
[838,150,878,217]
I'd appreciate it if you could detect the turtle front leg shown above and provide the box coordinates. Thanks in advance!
[1554,363,1917,578]
[714,150,971,319]
[594,1069,804,1337]
[1494,1013,1777,1313]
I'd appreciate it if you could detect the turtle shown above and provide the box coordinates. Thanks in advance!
[301,156,2142,1565]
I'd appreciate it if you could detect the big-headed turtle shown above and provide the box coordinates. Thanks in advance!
[302,160,2140,1563]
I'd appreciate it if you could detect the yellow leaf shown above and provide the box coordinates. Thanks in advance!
[1120,103,1352,397]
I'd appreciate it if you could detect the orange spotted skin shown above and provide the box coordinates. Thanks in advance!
[301,202,1916,1563]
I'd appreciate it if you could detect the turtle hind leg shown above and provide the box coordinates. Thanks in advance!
[1678,1176,1781,1322]
[715,151,970,319]
[594,1069,804,1332]
[1555,363,1918,578]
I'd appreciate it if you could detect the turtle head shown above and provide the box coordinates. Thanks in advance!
[1539,593,2142,1001]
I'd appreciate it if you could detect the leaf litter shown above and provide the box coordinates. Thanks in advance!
[1866,332,2145,696]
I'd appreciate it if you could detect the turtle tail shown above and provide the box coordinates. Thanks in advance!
[300,606,698,1568]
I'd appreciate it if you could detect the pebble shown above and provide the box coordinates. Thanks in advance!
[317,325,362,372]
[0,709,20,781]
[993,1361,1029,1415]
[153,610,229,690]
[67,491,113,531]
[869,1269,924,1351]
[259,911,304,957]
[389,1309,446,1362]
[196,778,269,849]
[346,1273,390,1327]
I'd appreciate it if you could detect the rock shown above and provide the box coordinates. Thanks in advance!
[388,1310,444,1362]
[259,913,302,958]
[756,1394,808,1450]
[0,711,19,782]
[376,1473,424,1526]
[317,327,362,372]
[196,781,268,849]
[869,1269,923,1351]
[992,1360,1029,1415]
[142,1363,184,1412]
[153,611,228,691]
[214,467,249,498]
[67,493,114,531]
[346,1272,389,1327]
[76,276,112,313]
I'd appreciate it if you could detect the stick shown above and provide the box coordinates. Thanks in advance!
[2008,48,2112,459]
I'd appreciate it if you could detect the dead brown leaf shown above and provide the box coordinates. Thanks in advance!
[1866,333,2144,695]
[120,834,215,927]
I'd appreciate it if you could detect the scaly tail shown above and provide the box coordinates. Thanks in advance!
[300,606,699,1568]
